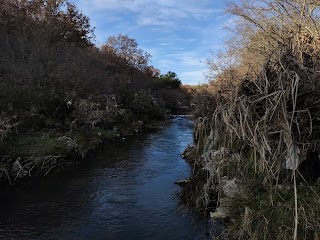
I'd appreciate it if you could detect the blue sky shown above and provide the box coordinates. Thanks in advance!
[74,0,233,85]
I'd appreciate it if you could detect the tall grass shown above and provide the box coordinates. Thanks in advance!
[190,1,320,238]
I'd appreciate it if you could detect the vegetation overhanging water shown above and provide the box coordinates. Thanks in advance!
[0,116,208,240]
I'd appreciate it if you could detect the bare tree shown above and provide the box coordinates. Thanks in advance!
[102,34,151,70]
[0,0,94,46]
[207,0,320,89]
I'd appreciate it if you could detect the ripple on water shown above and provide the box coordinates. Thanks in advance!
[0,116,207,240]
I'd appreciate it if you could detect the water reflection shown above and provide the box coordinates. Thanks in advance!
[0,116,207,240]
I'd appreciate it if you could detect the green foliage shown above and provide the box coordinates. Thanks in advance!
[1,128,118,161]
[152,88,190,110]
[69,129,102,157]
[226,177,320,239]
[93,128,118,141]
[153,71,181,89]
[4,133,69,158]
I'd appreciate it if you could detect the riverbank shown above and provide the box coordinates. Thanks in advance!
[178,0,320,238]
[0,1,196,187]
[0,115,207,240]
[0,117,172,186]
[183,34,320,239]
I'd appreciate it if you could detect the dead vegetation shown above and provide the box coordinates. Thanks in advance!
[0,0,171,185]
[0,113,18,142]
[188,0,320,239]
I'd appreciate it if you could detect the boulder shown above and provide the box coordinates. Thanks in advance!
[175,179,191,186]
[221,178,241,198]
[11,158,28,179]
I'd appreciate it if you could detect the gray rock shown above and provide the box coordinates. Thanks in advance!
[222,178,241,198]
[175,179,191,186]
[11,158,28,180]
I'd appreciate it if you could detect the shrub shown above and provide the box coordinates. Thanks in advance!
[121,90,165,121]
[70,97,118,129]
[153,71,181,89]
[0,113,18,142]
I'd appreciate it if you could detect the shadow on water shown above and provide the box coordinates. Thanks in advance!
[0,116,209,240]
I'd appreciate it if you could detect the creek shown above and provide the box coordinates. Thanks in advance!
[0,116,208,240]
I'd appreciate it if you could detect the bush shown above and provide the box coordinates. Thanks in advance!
[0,0,178,184]
[0,113,18,142]
[120,90,165,121]
[70,97,118,129]
[152,71,181,89]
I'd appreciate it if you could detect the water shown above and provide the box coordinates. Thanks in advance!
[0,116,207,240]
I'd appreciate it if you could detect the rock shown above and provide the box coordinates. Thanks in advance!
[285,143,304,170]
[210,207,228,219]
[202,148,231,175]
[210,203,229,219]
[181,145,196,163]
[1,155,12,163]
[175,179,191,186]
[58,136,77,150]
[11,158,28,179]
[222,178,240,198]
[210,198,230,219]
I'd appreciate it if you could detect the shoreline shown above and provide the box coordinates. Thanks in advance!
[0,118,172,187]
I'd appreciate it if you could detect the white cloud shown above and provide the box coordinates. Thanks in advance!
[156,59,175,69]
[160,42,171,46]
[138,16,173,26]
[180,70,204,78]
[164,52,203,67]
[179,55,202,67]
[79,0,220,26]
[180,70,206,85]
[75,0,228,85]
[81,0,140,10]
[154,50,206,84]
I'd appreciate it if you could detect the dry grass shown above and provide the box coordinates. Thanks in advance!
[71,97,118,129]
[0,113,18,142]
[192,29,320,239]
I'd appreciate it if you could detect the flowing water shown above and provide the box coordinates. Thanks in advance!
[0,116,208,240]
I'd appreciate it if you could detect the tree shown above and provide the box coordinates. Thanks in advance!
[58,1,95,46]
[101,34,151,70]
[229,0,320,66]
[154,71,181,89]
[207,0,320,90]
[0,0,94,47]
